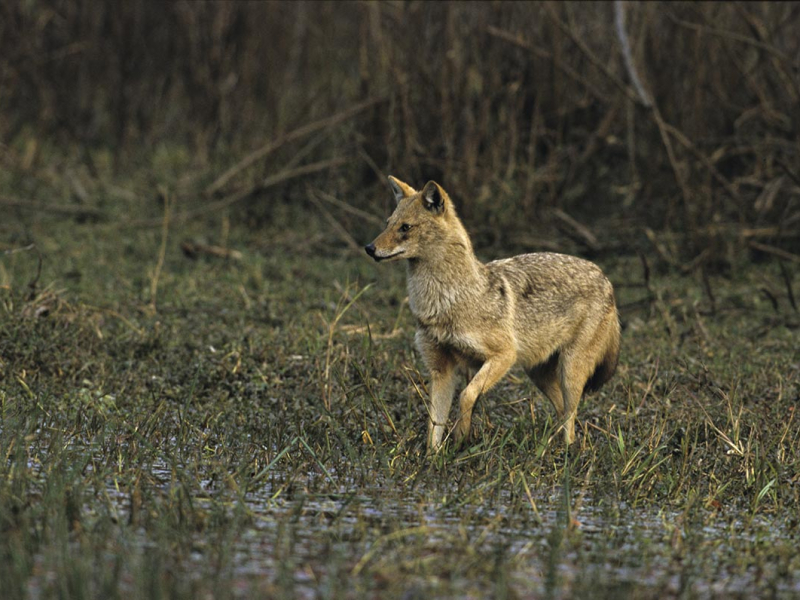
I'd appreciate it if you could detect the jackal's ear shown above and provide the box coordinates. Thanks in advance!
[421,181,446,214]
[387,176,416,204]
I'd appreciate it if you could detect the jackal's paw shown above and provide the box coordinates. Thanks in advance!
[453,418,472,448]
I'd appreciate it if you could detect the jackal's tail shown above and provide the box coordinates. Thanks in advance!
[584,308,620,394]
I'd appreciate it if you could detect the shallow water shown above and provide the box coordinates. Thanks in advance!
[181,469,800,598]
[12,429,800,599]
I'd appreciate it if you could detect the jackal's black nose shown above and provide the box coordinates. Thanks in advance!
[364,243,376,257]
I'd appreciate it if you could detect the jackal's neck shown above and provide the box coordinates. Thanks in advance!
[405,232,485,323]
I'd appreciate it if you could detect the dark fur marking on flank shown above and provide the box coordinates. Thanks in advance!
[520,274,547,299]
[487,270,508,308]
[584,347,619,394]
[531,349,560,375]
[522,281,537,299]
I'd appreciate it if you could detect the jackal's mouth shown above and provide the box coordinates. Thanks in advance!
[373,250,405,262]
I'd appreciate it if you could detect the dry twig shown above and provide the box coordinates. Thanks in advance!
[310,188,384,226]
[749,241,800,264]
[180,241,243,261]
[307,187,362,252]
[205,97,385,196]
[485,25,610,104]
[126,157,347,228]
[551,208,601,251]
[0,196,104,219]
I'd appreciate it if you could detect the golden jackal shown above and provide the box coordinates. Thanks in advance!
[365,177,620,452]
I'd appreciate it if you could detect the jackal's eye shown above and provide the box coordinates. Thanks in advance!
[399,223,412,233]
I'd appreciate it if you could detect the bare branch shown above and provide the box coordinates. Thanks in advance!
[613,1,652,107]
[545,4,647,107]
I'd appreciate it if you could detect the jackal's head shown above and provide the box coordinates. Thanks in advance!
[365,176,466,263]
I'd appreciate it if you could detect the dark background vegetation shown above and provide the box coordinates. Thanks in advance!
[2,0,799,265]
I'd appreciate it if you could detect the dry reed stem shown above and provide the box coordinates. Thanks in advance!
[148,189,171,314]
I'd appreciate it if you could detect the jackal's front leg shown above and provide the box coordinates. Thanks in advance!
[454,352,516,446]
[416,333,459,452]
[427,360,459,452]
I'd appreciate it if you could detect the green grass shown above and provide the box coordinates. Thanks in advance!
[1,159,799,598]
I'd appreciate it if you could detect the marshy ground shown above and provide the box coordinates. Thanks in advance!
[1,156,798,599]
[3,2,800,597]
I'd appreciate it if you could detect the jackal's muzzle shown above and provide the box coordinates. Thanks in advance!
[365,243,404,262]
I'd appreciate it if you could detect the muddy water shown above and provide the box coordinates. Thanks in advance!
[15,430,799,598]
[204,472,800,598]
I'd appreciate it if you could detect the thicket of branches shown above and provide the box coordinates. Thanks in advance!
[2,1,798,265]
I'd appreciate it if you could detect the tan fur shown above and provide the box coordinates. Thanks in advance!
[365,177,620,452]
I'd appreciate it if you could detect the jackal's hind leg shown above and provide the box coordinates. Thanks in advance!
[559,354,596,444]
